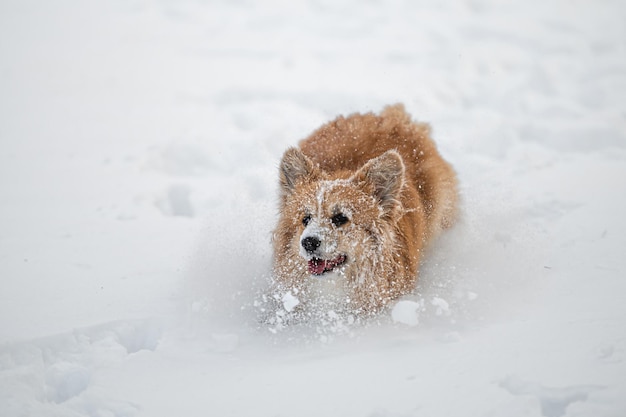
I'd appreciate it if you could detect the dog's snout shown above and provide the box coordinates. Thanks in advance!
[301,236,321,253]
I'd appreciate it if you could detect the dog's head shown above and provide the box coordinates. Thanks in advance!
[277,147,406,277]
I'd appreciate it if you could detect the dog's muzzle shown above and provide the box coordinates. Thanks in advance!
[301,235,346,275]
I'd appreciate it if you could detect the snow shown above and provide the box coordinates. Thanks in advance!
[498,375,604,417]
[1,0,626,416]
[431,297,451,317]
[281,291,300,313]
[391,300,420,327]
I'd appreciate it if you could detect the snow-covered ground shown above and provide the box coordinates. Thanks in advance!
[1,0,625,415]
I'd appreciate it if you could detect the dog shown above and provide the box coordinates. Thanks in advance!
[271,104,458,319]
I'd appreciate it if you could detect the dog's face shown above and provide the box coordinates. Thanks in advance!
[276,148,406,279]
[294,179,375,276]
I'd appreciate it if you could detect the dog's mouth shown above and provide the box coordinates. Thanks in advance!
[308,255,347,276]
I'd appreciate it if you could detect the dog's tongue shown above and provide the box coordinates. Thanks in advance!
[308,258,328,275]
[308,255,346,276]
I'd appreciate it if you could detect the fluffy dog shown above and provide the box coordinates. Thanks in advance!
[271,104,458,318]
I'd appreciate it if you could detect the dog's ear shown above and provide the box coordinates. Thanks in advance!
[279,148,318,197]
[353,150,405,214]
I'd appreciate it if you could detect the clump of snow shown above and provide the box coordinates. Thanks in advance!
[281,291,300,313]
[391,300,420,327]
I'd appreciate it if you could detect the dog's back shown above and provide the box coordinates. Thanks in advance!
[299,104,458,243]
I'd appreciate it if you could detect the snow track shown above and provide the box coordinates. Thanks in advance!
[1,319,162,416]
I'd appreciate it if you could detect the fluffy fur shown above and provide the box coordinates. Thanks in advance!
[272,104,458,317]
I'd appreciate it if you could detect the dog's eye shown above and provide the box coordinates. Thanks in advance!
[302,214,312,226]
[331,213,349,227]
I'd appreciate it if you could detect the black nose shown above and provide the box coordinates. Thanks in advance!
[301,236,321,253]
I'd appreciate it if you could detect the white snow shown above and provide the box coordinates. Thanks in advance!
[281,291,300,313]
[431,297,451,317]
[391,300,420,327]
[2,0,626,416]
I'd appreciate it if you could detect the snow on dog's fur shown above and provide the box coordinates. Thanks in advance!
[270,104,458,320]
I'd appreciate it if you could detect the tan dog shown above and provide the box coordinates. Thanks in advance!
[271,104,458,318]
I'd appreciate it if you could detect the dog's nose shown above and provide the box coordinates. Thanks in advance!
[301,236,321,254]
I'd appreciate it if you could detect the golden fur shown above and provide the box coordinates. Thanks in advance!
[272,104,458,317]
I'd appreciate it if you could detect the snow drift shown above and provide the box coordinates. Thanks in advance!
[1,0,625,416]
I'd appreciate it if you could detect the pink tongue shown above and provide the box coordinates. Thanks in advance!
[308,258,328,275]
